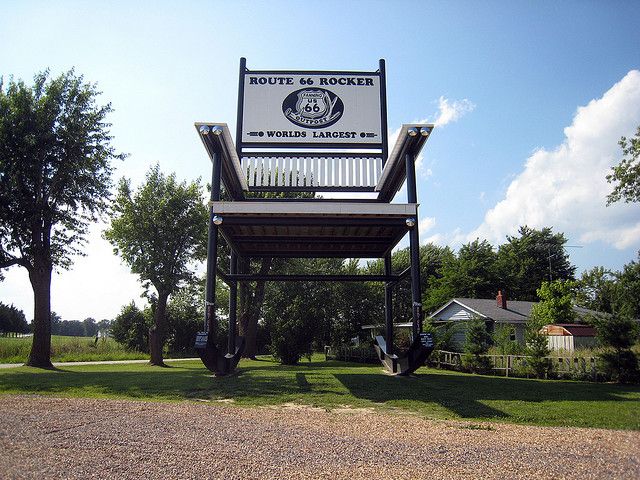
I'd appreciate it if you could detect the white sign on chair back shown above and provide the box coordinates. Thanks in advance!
[241,71,383,146]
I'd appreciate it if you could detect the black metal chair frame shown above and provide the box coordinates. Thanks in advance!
[194,59,434,375]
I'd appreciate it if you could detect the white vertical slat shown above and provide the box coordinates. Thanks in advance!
[284,157,291,186]
[319,156,326,186]
[302,158,308,186]
[277,157,284,187]
[269,157,277,186]
[313,157,319,187]
[364,157,369,186]
[242,157,249,184]
[255,158,264,186]
[347,157,353,187]
[248,157,256,187]
[368,158,375,186]
[293,158,300,186]
[339,157,346,187]
[355,157,361,187]
[375,158,382,183]
[331,158,336,186]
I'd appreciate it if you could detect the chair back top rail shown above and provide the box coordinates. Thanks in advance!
[196,123,434,200]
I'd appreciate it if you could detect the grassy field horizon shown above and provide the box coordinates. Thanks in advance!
[1,355,638,431]
[0,335,150,364]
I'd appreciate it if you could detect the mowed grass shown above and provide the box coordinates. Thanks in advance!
[1,355,639,430]
[0,335,148,363]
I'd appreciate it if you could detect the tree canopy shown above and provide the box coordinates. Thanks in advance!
[607,125,640,204]
[530,279,578,325]
[0,69,125,366]
[104,164,207,365]
[0,302,29,334]
[496,226,575,301]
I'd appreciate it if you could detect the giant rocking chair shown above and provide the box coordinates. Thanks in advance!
[194,58,434,376]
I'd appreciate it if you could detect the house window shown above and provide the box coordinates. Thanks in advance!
[510,329,516,342]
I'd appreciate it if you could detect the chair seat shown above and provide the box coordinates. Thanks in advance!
[211,201,417,258]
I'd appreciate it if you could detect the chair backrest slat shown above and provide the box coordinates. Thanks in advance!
[240,155,383,191]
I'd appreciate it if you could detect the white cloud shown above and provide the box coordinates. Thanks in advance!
[434,96,476,127]
[419,216,436,236]
[386,96,474,176]
[469,70,640,250]
[423,227,466,248]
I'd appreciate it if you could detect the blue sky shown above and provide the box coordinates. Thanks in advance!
[1,0,639,320]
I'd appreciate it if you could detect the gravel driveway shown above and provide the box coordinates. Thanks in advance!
[0,395,638,479]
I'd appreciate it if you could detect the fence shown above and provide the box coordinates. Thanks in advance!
[0,332,33,338]
[431,350,599,380]
[324,345,378,363]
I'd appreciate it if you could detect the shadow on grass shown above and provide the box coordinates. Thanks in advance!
[0,362,339,404]
[1,361,639,428]
[334,370,640,421]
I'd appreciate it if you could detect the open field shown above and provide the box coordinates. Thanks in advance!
[1,355,639,430]
[0,335,148,363]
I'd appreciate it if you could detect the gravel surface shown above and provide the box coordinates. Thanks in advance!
[1,395,638,479]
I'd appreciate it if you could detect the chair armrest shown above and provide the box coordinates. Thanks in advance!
[375,124,433,202]
[195,122,248,199]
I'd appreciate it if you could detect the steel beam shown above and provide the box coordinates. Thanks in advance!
[225,274,398,283]
[227,252,238,354]
[384,254,394,356]
[204,151,222,334]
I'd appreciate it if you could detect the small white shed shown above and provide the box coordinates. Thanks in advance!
[540,324,598,351]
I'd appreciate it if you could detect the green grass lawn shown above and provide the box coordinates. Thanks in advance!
[0,335,148,363]
[1,355,638,430]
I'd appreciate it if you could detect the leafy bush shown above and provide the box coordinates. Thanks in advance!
[269,313,315,365]
[462,318,493,374]
[110,302,150,352]
[591,313,639,383]
[424,321,460,351]
[524,321,554,378]
[493,324,523,355]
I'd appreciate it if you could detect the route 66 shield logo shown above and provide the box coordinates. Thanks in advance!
[283,88,344,128]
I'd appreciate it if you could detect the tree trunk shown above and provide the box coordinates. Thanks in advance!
[149,291,169,366]
[239,258,272,358]
[26,259,53,368]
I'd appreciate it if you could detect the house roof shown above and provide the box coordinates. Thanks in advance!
[544,324,597,337]
[429,298,603,324]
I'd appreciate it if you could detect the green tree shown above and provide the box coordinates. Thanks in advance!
[496,226,576,301]
[82,317,98,337]
[607,126,640,204]
[530,280,578,325]
[576,266,617,314]
[425,239,499,311]
[493,324,522,355]
[104,165,207,365]
[614,252,640,319]
[164,276,223,356]
[462,317,493,373]
[590,313,639,383]
[0,302,29,333]
[263,258,342,364]
[110,302,149,352]
[0,70,125,367]
[365,243,455,317]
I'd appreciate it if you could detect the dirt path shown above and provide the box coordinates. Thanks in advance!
[0,395,638,479]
